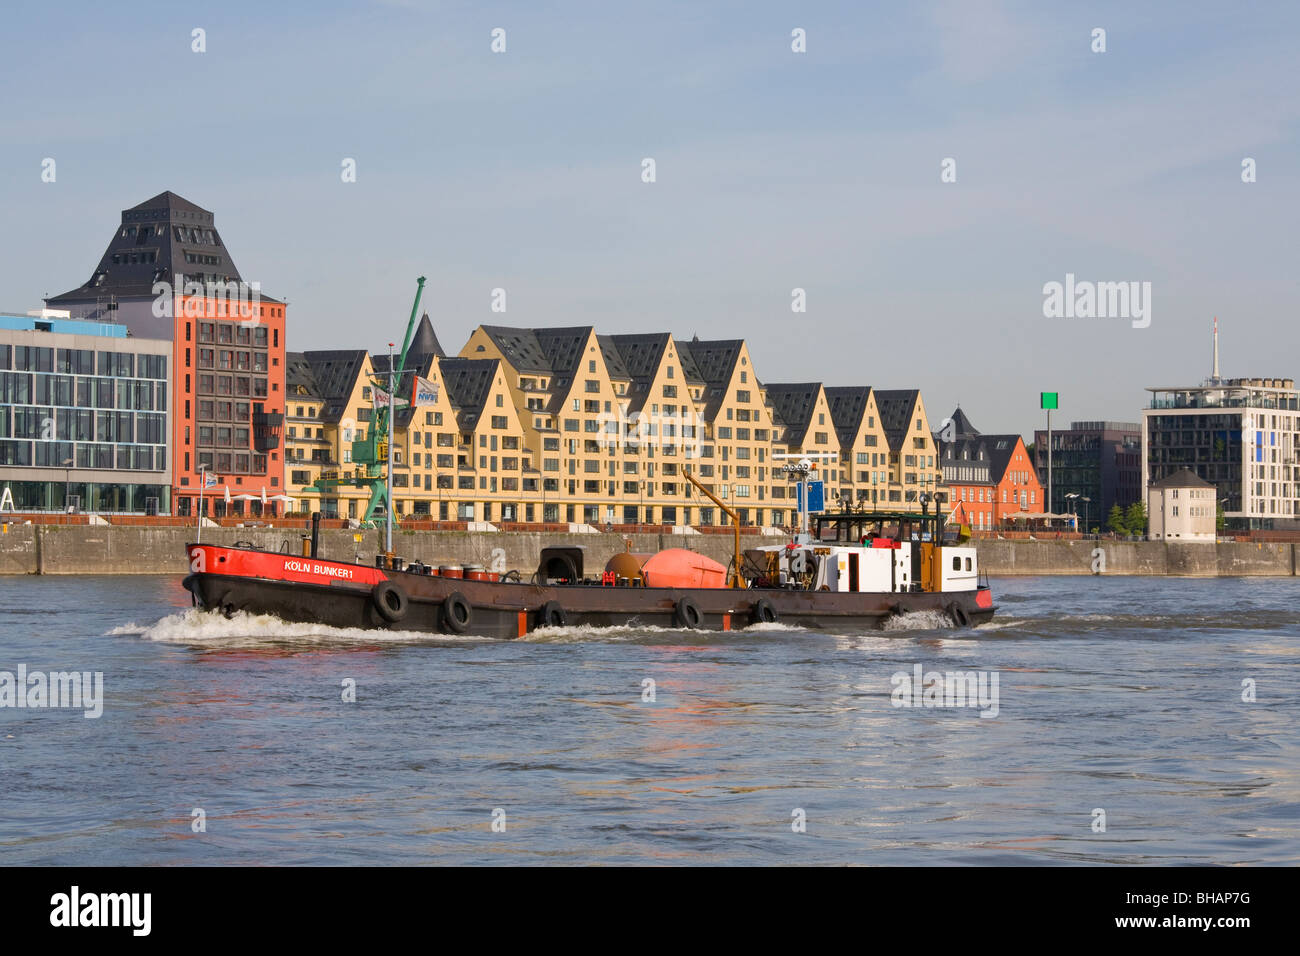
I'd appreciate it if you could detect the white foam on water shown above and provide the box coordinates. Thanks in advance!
[107,608,471,648]
[522,621,761,644]
[882,609,957,632]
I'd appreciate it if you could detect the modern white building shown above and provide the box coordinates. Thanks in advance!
[1147,469,1216,542]
[1142,323,1297,531]
[1143,377,1297,531]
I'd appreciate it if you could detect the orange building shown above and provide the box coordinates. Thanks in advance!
[46,191,286,516]
[937,408,1044,531]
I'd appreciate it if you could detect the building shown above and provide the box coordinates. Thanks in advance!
[284,349,373,519]
[874,389,943,510]
[463,327,786,529]
[1144,378,1298,530]
[1,311,171,512]
[764,382,841,511]
[287,317,533,524]
[1147,469,1216,542]
[1033,421,1141,523]
[824,386,891,510]
[936,408,1045,531]
[677,338,783,528]
[284,317,940,530]
[45,191,287,516]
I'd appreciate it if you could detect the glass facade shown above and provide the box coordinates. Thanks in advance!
[0,344,167,473]
[2,480,167,513]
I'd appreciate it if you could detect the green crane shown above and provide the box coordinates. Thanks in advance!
[306,276,426,525]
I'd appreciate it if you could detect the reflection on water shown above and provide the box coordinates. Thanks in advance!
[1,573,1297,865]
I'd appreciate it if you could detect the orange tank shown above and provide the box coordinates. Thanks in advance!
[639,549,727,589]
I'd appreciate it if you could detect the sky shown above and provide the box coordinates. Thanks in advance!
[2,0,1297,439]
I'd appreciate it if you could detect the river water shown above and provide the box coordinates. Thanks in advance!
[1,574,1296,865]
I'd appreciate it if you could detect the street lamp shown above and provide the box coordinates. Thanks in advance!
[1065,492,1079,532]
[1080,496,1091,537]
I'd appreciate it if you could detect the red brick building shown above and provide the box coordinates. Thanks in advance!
[46,191,286,516]
[936,408,1045,531]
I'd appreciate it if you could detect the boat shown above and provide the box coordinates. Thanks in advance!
[182,491,996,637]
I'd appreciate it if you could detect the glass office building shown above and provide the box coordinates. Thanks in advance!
[0,312,171,513]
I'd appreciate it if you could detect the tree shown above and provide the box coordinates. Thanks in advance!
[1124,501,1148,536]
[1216,502,1226,532]
[1106,504,1127,535]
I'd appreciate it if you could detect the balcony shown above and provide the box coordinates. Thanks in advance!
[252,410,283,453]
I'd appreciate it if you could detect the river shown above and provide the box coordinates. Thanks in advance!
[1,574,1296,864]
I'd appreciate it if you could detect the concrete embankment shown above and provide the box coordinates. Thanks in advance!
[973,538,1296,577]
[0,525,1295,576]
[0,525,761,576]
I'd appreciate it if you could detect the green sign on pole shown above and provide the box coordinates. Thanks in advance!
[1041,392,1058,410]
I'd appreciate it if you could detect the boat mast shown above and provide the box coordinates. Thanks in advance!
[385,341,395,557]
[683,467,742,588]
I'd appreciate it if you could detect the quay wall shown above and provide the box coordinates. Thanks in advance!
[0,525,1295,577]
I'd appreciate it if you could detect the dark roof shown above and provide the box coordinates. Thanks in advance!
[47,190,283,305]
[534,327,593,374]
[475,326,549,373]
[439,357,501,430]
[606,334,673,412]
[676,339,741,416]
[1151,468,1214,490]
[948,406,980,437]
[875,389,921,452]
[597,335,630,381]
[764,383,822,447]
[299,350,369,423]
[824,386,874,446]
[285,352,321,400]
[982,434,1027,485]
[408,313,445,359]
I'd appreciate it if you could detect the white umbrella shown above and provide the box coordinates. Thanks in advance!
[223,486,231,505]
[232,494,259,501]
[260,487,268,507]
[269,494,296,503]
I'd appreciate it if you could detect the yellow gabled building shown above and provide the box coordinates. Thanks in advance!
[462,325,621,525]
[825,386,892,510]
[435,356,530,523]
[875,389,943,511]
[763,382,843,517]
[676,338,784,528]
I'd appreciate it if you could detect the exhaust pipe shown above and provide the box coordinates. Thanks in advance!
[310,511,321,559]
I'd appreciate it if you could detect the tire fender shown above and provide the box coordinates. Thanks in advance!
[750,597,778,625]
[673,596,703,629]
[372,581,409,623]
[537,600,567,628]
[442,591,472,633]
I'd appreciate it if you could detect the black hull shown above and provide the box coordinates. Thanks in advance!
[183,567,996,639]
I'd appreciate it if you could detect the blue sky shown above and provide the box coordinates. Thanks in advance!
[2,0,1297,437]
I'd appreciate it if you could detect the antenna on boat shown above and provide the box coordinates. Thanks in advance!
[772,451,839,544]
